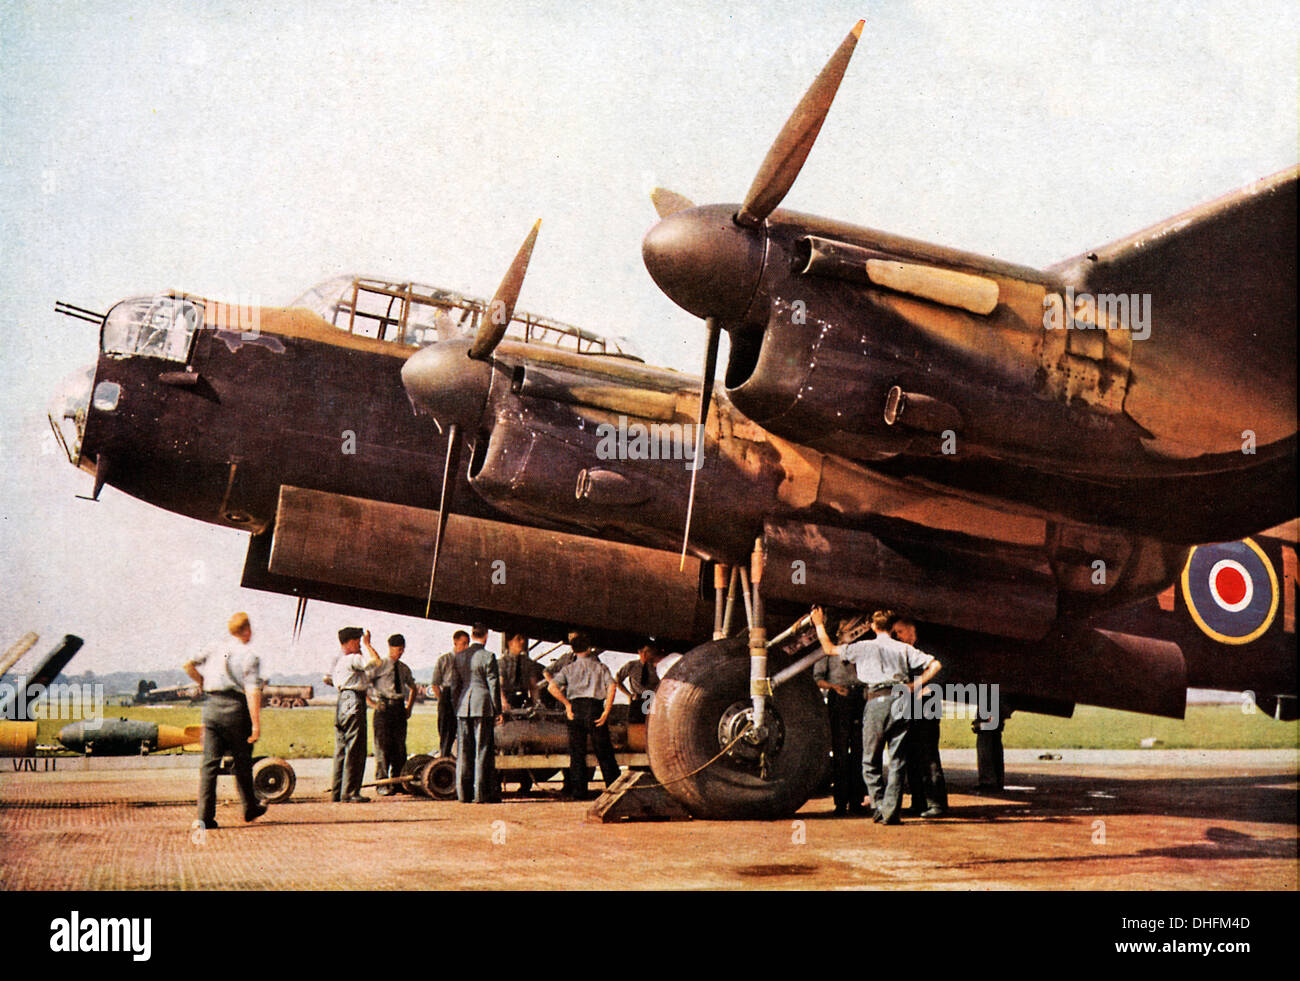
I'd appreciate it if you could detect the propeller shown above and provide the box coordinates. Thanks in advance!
[651,187,696,218]
[736,19,864,227]
[679,316,719,570]
[469,219,541,361]
[424,422,463,617]
[415,221,541,615]
[651,21,865,566]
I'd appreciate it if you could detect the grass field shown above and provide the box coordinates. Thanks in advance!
[939,703,1298,750]
[33,702,1299,758]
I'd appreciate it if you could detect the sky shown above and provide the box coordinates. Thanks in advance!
[0,0,1295,682]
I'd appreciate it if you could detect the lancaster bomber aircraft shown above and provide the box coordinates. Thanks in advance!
[50,22,1296,818]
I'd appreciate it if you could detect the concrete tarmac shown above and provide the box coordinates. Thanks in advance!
[1,753,1295,890]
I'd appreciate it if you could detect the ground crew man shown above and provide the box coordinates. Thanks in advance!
[370,633,416,796]
[498,630,543,710]
[813,628,867,816]
[615,641,665,725]
[811,606,941,824]
[430,630,468,757]
[893,616,947,817]
[539,632,581,710]
[546,633,621,800]
[542,634,579,677]
[183,612,267,830]
[452,623,502,803]
[329,626,381,802]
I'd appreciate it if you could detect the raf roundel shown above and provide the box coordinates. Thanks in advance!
[1181,538,1279,645]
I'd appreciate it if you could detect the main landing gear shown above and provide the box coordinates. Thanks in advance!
[646,539,831,819]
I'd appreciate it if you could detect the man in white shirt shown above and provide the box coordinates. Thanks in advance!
[183,612,266,830]
[811,606,941,824]
[547,633,621,800]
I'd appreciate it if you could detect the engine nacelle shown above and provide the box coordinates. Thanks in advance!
[467,409,782,558]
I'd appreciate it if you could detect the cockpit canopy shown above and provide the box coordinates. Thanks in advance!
[291,275,642,359]
[101,293,203,362]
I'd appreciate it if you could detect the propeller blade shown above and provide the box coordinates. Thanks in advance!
[736,19,864,227]
[679,317,721,571]
[469,220,541,362]
[424,423,463,618]
[651,187,696,218]
[291,596,308,650]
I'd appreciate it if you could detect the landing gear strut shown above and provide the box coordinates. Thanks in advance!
[647,539,829,819]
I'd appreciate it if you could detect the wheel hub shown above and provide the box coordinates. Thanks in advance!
[717,700,784,765]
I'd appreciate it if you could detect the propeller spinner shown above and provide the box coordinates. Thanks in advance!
[401,220,542,615]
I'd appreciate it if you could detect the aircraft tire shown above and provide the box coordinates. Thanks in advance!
[648,636,829,820]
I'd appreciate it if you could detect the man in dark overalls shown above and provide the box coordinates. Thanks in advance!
[183,612,266,830]
[814,629,867,816]
[327,626,380,802]
[615,641,665,725]
[370,633,416,796]
[895,617,947,817]
[498,630,543,710]
[430,630,468,758]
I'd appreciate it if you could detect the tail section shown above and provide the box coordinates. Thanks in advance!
[1051,166,1297,463]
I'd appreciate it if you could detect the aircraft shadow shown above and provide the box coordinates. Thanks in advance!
[943,766,1298,827]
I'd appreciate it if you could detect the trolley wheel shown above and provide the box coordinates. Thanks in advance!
[400,754,433,795]
[417,757,458,800]
[251,756,296,804]
[647,635,829,820]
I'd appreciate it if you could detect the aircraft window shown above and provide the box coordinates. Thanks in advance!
[289,275,643,360]
[405,298,476,346]
[47,365,94,464]
[92,381,121,412]
[291,277,479,344]
[101,295,201,362]
[291,275,357,328]
[605,334,645,360]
